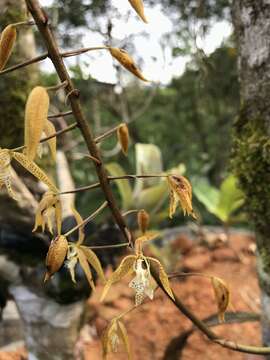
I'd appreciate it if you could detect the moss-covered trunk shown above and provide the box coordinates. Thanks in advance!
[232,0,270,350]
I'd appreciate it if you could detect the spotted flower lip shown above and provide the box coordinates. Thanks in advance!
[0,149,17,200]
[129,258,154,306]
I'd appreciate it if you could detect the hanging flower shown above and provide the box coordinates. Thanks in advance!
[33,191,62,235]
[167,175,196,219]
[0,148,17,200]
[102,318,131,359]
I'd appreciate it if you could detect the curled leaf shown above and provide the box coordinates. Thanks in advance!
[117,123,129,155]
[33,191,62,235]
[80,246,106,284]
[0,24,16,71]
[128,0,147,23]
[148,256,175,300]
[24,87,50,161]
[167,175,196,219]
[12,151,58,193]
[137,209,150,234]
[45,235,68,281]
[211,276,230,323]
[101,255,136,302]
[109,47,148,82]
[77,247,95,290]
[43,120,56,161]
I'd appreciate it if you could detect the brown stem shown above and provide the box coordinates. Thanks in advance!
[48,110,73,119]
[95,125,119,143]
[0,53,48,76]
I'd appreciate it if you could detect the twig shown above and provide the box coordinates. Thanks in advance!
[11,122,78,152]
[64,201,108,237]
[59,174,169,195]
[48,110,73,119]
[0,53,48,76]
[95,125,119,143]
[89,242,129,250]
[61,46,109,58]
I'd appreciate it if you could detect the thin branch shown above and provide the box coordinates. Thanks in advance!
[64,201,108,237]
[89,242,129,250]
[11,122,78,152]
[48,110,73,119]
[59,174,168,195]
[0,53,48,76]
[95,125,119,144]
[61,46,109,58]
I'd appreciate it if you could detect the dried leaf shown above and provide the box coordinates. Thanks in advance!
[109,47,148,82]
[128,0,147,23]
[71,206,85,245]
[80,246,106,284]
[211,276,230,323]
[45,235,68,281]
[167,175,196,219]
[148,256,175,300]
[117,123,129,155]
[43,120,56,161]
[24,87,50,161]
[137,209,149,234]
[12,151,58,193]
[101,255,136,302]
[117,321,132,359]
[0,24,16,71]
[77,247,95,290]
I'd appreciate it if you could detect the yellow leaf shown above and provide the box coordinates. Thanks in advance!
[117,320,132,360]
[169,189,178,219]
[128,0,148,23]
[0,24,16,71]
[80,246,106,284]
[211,276,230,323]
[43,120,57,161]
[148,256,175,300]
[0,149,17,201]
[24,87,50,161]
[45,235,68,281]
[101,255,136,302]
[109,47,148,82]
[117,123,130,155]
[77,247,95,290]
[71,206,85,245]
[12,151,58,193]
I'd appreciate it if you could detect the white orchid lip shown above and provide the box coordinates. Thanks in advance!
[129,258,154,305]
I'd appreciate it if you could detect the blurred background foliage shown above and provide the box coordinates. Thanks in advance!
[38,0,241,228]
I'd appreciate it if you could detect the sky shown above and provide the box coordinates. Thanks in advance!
[40,0,232,85]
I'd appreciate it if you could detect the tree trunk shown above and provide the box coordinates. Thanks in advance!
[232,0,270,353]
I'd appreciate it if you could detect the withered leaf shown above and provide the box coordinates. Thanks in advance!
[137,209,150,234]
[71,206,85,245]
[101,255,136,302]
[109,47,148,82]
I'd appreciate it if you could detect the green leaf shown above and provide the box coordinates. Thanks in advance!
[193,178,220,215]
[106,163,133,210]
[216,175,244,222]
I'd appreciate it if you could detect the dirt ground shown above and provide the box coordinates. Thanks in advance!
[0,231,264,360]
